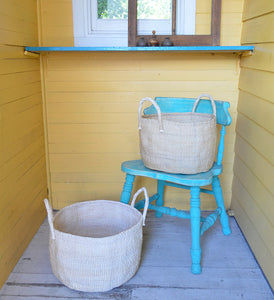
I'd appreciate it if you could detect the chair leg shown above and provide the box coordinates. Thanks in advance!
[212,176,231,235]
[155,180,165,217]
[190,186,202,274]
[120,174,135,204]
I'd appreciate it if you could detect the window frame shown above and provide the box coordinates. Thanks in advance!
[72,0,197,47]
[128,0,222,47]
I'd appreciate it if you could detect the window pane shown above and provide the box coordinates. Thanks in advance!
[137,0,172,35]
[137,0,172,19]
[97,0,128,19]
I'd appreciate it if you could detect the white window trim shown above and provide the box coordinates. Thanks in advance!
[72,0,196,47]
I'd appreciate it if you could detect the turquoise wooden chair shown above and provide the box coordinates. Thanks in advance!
[120,96,232,274]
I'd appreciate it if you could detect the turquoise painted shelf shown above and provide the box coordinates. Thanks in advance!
[25,46,254,54]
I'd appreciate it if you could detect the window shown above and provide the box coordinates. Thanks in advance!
[129,0,221,46]
[72,0,128,47]
[72,0,220,47]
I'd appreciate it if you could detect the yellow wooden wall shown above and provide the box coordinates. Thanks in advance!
[38,0,244,210]
[231,0,274,288]
[0,0,47,288]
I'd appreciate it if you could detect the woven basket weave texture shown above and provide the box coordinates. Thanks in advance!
[44,188,149,292]
[139,94,217,174]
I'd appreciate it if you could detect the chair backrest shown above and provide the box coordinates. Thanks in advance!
[143,97,232,166]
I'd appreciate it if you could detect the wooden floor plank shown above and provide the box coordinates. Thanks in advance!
[0,212,273,299]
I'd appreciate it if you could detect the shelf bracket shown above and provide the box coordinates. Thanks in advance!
[24,50,40,58]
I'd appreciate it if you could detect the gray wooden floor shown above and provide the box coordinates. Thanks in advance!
[0,212,273,300]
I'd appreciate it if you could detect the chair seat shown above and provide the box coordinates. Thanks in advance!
[121,160,223,187]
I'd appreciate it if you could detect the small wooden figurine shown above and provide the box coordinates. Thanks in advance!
[149,30,159,46]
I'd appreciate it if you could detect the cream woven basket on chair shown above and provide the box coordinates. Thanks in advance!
[44,188,149,293]
[139,94,217,174]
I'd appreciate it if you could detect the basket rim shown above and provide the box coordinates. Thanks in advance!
[52,200,143,240]
[142,112,216,126]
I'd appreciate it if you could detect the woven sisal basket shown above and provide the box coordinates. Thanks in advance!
[44,188,149,292]
[139,94,217,174]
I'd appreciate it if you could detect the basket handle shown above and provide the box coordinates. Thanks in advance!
[131,187,150,226]
[138,97,164,132]
[44,199,56,240]
[192,93,216,117]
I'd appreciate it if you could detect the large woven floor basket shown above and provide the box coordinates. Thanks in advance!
[44,188,149,293]
[139,94,217,174]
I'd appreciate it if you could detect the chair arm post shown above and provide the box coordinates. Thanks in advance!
[217,125,226,165]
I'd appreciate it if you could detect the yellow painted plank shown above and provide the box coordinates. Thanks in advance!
[240,44,274,76]
[2,99,43,137]
[47,101,140,114]
[222,12,243,24]
[46,91,239,104]
[41,14,73,26]
[1,92,42,114]
[220,13,243,45]
[47,111,136,124]
[1,125,44,168]
[0,12,36,33]
[46,52,237,71]
[196,0,243,13]
[234,136,274,195]
[238,90,274,134]
[233,156,274,226]
[47,123,137,138]
[49,153,138,173]
[242,12,274,44]
[46,69,236,83]
[48,135,139,154]
[0,136,45,185]
[239,68,274,103]
[243,0,274,21]
[0,28,38,46]
[0,71,41,90]
[0,82,41,106]
[0,0,38,46]
[226,177,274,254]
[195,13,211,35]
[232,199,274,289]
[236,113,274,163]
[196,12,244,40]
[196,0,211,13]
[41,27,74,45]
[0,158,47,229]
[0,94,44,166]
[0,45,25,59]
[51,172,125,184]
[221,0,244,13]
[39,0,74,46]
[0,58,40,75]
[1,123,44,164]
[0,0,37,20]
[220,34,241,46]
[0,190,46,288]
[46,80,237,93]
